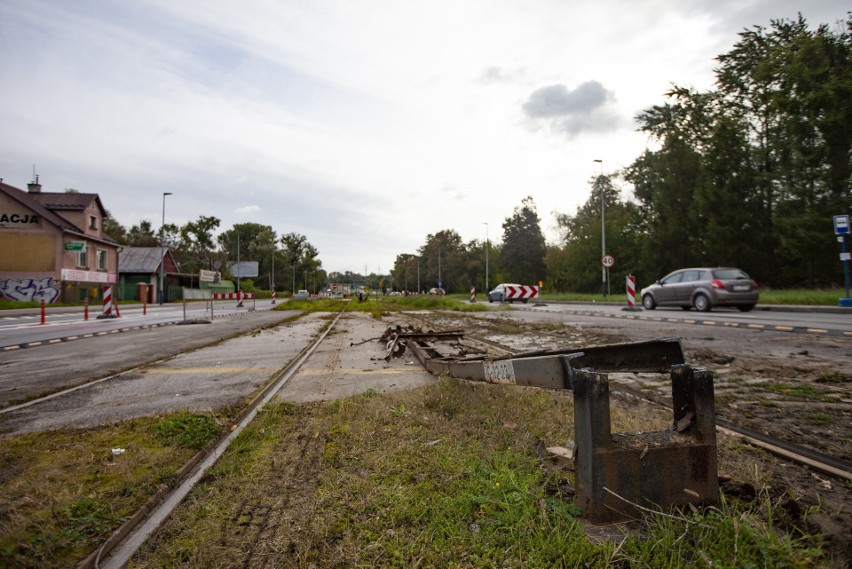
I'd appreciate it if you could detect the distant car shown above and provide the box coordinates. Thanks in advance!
[428,287,445,296]
[640,267,758,312]
[488,283,527,304]
[293,289,309,300]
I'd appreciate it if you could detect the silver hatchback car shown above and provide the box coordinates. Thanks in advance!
[640,267,759,312]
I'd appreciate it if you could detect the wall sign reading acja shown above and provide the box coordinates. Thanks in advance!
[0,212,41,226]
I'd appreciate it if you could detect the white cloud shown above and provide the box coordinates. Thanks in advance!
[235,205,261,215]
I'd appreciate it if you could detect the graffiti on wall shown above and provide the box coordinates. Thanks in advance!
[0,277,61,303]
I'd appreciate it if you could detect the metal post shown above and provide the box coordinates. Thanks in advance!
[236,234,241,295]
[594,160,606,299]
[159,192,171,304]
[842,235,851,302]
[483,222,489,291]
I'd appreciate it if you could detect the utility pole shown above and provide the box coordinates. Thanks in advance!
[594,159,606,299]
[159,192,171,304]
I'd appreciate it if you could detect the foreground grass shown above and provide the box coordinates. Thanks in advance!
[0,412,224,567]
[130,380,827,568]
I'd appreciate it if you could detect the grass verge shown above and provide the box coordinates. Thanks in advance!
[278,295,490,317]
[0,412,224,567]
[130,380,829,568]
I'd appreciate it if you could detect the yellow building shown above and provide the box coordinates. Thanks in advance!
[0,178,120,303]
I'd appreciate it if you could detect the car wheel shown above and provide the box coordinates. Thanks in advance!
[693,293,711,312]
[641,294,656,310]
[488,296,493,303]
[737,304,755,312]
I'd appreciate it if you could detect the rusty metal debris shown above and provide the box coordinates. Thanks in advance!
[380,325,464,362]
[397,329,719,523]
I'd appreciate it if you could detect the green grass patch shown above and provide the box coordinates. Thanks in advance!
[277,295,489,316]
[0,412,222,567]
[153,412,223,450]
[807,412,833,426]
[752,381,842,402]
[816,370,850,384]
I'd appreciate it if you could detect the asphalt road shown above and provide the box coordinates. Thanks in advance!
[0,299,280,349]
[0,307,300,410]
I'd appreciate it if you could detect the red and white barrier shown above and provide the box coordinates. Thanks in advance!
[212,292,255,300]
[470,286,476,303]
[626,275,636,308]
[103,285,113,316]
[271,290,276,304]
[622,274,641,311]
[504,285,539,301]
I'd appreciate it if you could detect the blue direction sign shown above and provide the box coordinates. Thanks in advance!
[835,214,849,235]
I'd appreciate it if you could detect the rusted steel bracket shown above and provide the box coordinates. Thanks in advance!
[407,336,718,523]
[569,363,718,522]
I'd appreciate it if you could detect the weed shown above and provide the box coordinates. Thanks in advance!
[807,412,833,426]
[152,412,222,450]
[752,381,842,403]
[816,370,849,384]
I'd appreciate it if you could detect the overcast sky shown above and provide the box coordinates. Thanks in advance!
[1,1,848,275]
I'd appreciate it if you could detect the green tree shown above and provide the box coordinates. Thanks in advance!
[280,232,323,293]
[102,211,126,243]
[553,175,641,293]
[500,197,546,284]
[125,220,159,247]
[176,216,221,275]
[417,230,465,293]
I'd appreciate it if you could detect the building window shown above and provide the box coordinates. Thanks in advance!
[96,249,107,270]
[77,248,88,268]
[89,215,98,230]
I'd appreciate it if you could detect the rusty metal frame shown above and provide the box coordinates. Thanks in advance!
[409,337,685,390]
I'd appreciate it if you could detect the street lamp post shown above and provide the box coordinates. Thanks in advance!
[483,222,489,291]
[594,159,606,299]
[159,192,172,305]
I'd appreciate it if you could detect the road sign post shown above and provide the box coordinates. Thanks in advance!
[600,255,615,299]
[834,215,851,307]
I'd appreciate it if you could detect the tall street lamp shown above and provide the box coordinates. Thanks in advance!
[594,159,606,299]
[159,192,172,305]
[483,222,489,292]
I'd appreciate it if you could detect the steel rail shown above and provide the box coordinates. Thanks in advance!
[83,306,347,569]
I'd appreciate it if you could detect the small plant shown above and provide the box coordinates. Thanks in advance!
[816,370,849,384]
[807,412,833,426]
[153,412,222,450]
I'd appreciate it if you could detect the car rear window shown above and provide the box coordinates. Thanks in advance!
[713,269,749,280]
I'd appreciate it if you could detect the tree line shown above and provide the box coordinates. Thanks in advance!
[395,14,851,294]
[104,216,327,293]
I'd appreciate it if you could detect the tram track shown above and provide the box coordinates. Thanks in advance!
[83,307,347,569]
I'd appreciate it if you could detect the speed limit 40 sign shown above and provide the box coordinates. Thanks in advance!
[601,254,615,268]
